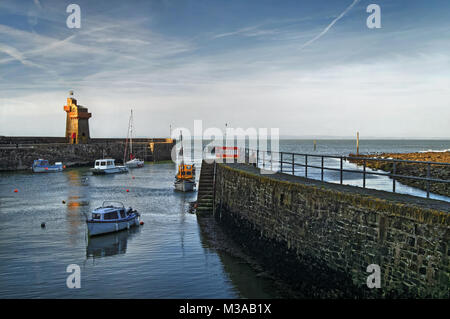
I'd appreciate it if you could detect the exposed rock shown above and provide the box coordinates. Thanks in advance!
[348,152,450,197]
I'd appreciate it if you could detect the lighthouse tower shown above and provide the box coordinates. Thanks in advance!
[63,91,91,144]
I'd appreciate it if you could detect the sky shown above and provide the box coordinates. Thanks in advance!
[0,0,449,138]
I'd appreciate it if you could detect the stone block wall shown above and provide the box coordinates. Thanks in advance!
[0,141,175,171]
[214,164,450,298]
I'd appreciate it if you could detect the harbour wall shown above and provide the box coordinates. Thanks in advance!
[0,136,175,171]
[213,163,450,298]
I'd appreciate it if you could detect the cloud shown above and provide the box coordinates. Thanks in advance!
[0,43,43,68]
[0,0,448,138]
[299,0,359,50]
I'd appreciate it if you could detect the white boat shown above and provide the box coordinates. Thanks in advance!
[86,201,141,237]
[126,158,144,168]
[32,159,64,173]
[91,159,129,175]
[124,109,145,168]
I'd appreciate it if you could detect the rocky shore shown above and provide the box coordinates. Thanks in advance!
[348,151,450,197]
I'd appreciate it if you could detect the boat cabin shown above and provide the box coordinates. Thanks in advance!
[90,201,135,222]
[91,207,129,221]
[33,159,50,167]
[94,159,116,169]
[176,163,195,180]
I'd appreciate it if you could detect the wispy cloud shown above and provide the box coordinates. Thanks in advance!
[0,0,448,138]
[212,24,279,39]
[299,0,359,50]
[0,43,43,68]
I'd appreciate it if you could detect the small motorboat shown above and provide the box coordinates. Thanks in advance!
[174,132,196,192]
[175,163,196,192]
[86,201,141,237]
[91,159,129,175]
[32,159,64,173]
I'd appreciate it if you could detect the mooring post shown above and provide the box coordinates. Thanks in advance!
[356,131,359,155]
[426,163,430,198]
[340,157,343,184]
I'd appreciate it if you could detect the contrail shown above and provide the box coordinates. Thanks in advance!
[300,0,360,50]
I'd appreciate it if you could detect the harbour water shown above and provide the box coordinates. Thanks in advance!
[0,139,449,298]
[0,164,282,298]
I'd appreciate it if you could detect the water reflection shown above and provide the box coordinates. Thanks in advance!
[86,227,141,259]
[196,216,283,298]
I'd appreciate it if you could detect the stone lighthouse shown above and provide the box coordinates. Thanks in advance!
[63,91,91,144]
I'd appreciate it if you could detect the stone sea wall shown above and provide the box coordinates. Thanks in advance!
[213,163,450,298]
[0,140,175,171]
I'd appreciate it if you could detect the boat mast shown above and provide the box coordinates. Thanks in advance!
[180,130,184,165]
[124,109,132,164]
[130,109,133,159]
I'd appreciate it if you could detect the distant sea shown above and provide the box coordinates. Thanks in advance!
[277,139,450,156]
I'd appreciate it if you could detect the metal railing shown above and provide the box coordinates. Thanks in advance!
[241,148,450,199]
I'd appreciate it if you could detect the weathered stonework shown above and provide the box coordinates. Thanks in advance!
[213,163,450,298]
[0,140,175,171]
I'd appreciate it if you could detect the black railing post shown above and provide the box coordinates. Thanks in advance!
[256,149,259,168]
[270,152,273,171]
[263,151,265,169]
[292,153,295,175]
[363,159,366,188]
[280,152,283,172]
[427,163,430,198]
[321,156,324,181]
[305,154,308,178]
[392,161,396,193]
[340,157,343,184]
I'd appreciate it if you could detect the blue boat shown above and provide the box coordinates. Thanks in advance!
[32,159,64,173]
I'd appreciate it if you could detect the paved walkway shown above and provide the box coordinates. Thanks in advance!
[223,163,450,212]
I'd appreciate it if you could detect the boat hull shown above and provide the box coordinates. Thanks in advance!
[91,166,129,175]
[87,215,140,236]
[175,179,196,192]
[125,159,144,168]
[32,166,63,173]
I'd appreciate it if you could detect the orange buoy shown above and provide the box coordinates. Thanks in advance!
[63,165,66,169]
[126,189,129,192]
[132,176,135,179]
[139,220,144,225]
[14,189,18,193]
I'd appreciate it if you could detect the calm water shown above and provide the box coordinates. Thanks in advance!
[0,164,280,298]
[0,139,449,298]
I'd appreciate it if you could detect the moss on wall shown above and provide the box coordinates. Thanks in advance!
[214,164,450,298]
